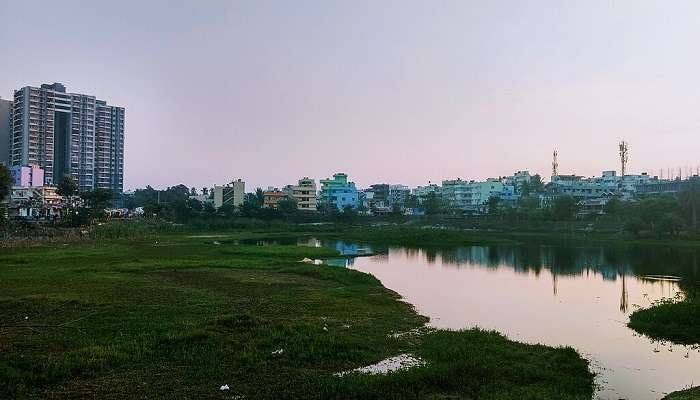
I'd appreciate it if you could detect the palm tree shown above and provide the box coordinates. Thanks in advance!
[679,178,700,231]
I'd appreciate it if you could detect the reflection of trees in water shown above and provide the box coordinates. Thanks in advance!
[620,271,628,313]
[380,242,700,292]
[316,238,700,298]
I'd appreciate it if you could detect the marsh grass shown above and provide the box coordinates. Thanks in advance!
[663,386,700,400]
[628,294,700,345]
[0,232,594,399]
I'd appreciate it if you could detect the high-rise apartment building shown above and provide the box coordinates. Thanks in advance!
[0,97,11,166]
[10,83,124,192]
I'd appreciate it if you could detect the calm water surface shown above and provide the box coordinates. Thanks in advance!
[290,238,700,400]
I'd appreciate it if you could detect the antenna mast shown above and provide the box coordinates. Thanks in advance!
[619,141,629,177]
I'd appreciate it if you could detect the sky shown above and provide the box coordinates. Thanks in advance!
[2,0,700,191]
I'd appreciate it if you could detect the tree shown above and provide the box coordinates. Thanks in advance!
[339,205,357,224]
[521,174,544,196]
[239,193,262,217]
[203,202,216,215]
[404,194,420,209]
[390,203,404,218]
[123,195,137,211]
[679,179,700,231]
[633,196,680,234]
[143,198,162,216]
[0,164,11,200]
[187,198,203,212]
[657,213,684,237]
[255,188,265,207]
[190,187,198,196]
[277,197,298,217]
[218,203,237,217]
[56,175,78,198]
[80,188,114,220]
[423,192,443,215]
[0,165,11,226]
[552,196,578,220]
[603,198,622,215]
[517,195,540,211]
[487,196,501,216]
[624,217,646,237]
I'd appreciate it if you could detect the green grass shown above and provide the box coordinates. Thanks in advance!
[0,232,594,399]
[628,295,700,345]
[664,387,700,400]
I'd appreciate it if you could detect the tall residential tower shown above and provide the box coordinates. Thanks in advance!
[10,83,124,192]
[0,97,11,166]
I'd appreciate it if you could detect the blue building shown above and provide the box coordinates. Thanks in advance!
[319,173,359,210]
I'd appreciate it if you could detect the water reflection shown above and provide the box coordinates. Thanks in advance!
[307,240,700,400]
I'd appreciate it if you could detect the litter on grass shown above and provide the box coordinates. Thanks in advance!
[220,384,230,391]
[299,258,323,265]
[271,349,284,355]
[335,354,425,377]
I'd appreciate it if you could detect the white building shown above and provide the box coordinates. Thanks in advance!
[388,184,410,207]
[285,177,317,211]
[549,171,657,201]
[504,170,532,189]
[10,186,63,219]
[441,178,509,212]
[412,184,441,202]
[213,179,245,208]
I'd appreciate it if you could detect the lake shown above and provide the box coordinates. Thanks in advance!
[283,237,700,400]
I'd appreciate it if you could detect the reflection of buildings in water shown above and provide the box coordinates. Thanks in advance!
[297,238,323,247]
[329,240,697,304]
[334,242,360,256]
[325,258,355,268]
[370,253,390,264]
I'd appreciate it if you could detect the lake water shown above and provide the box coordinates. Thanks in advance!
[280,237,700,400]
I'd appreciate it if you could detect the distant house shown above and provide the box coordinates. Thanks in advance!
[576,198,611,218]
[319,173,359,210]
[284,177,317,211]
[441,178,507,213]
[9,186,63,219]
[262,189,290,209]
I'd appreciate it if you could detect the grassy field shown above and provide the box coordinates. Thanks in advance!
[0,231,594,399]
[664,387,700,400]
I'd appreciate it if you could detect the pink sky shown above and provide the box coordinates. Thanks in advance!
[2,1,699,191]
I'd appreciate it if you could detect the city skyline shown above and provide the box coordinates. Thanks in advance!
[3,1,700,191]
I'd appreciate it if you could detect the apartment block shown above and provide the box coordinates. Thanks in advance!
[319,173,358,210]
[11,165,44,187]
[285,177,317,211]
[0,97,11,165]
[10,83,124,192]
[262,189,289,209]
[213,179,245,208]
